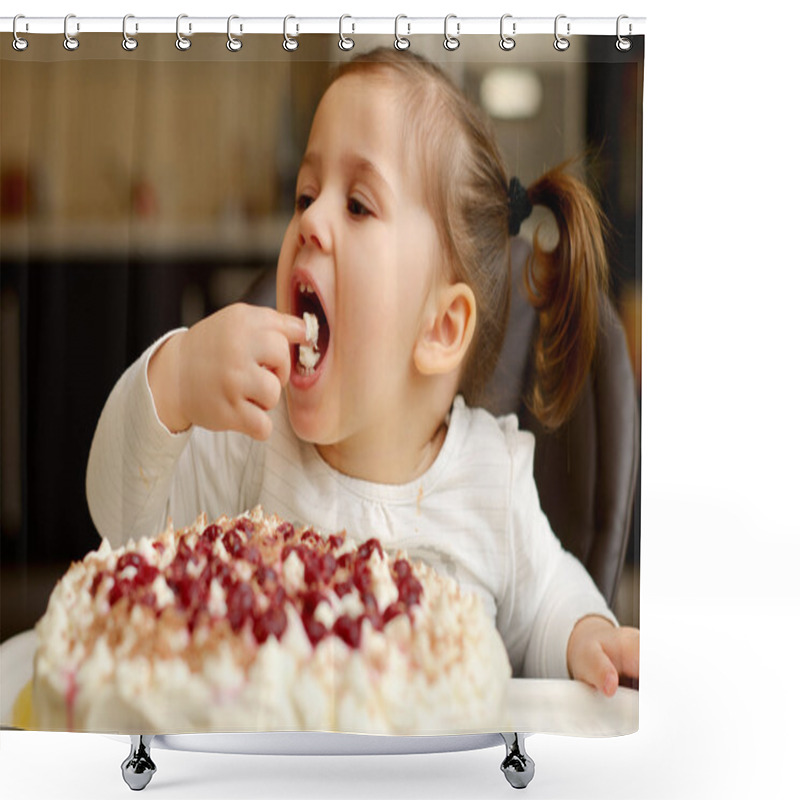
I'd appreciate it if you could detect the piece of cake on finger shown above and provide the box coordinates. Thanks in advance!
[30,507,511,734]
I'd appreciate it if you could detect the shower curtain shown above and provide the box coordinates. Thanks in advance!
[0,22,643,742]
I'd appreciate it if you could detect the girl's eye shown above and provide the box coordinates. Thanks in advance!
[296,194,313,212]
[347,197,371,217]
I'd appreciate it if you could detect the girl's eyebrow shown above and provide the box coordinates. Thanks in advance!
[345,155,395,202]
[299,151,395,202]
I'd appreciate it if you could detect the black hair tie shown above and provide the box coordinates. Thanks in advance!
[507,176,533,236]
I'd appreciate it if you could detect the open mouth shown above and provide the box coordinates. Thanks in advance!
[294,280,330,377]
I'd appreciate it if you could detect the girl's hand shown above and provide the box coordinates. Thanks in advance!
[148,303,307,440]
[566,615,639,697]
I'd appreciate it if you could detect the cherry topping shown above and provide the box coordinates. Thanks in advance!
[303,616,328,646]
[223,530,244,558]
[255,565,277,586]
[134,563,159,587]
[201,523,223,542]
[234,518,255,539]
[241,544,262,565]
[253,604,287,643]
[108,551,160,607]
[299,588,329,618]
[361,592,382,627]
[194,535,215,559]
[397,574,423,607]
[357,538,383,561]
[276,521,295,541]
[303,551,337,585]
[353,560,372,594]
[175,573,210,612]
[393,559,411,580]
[281,544,301,562]
[333,577,354,598]
[333,615,362,648]
[108,579,131,606]
[226,581,255,632]
[117,553,143,571]
[208,560,236,590]
[301,529,322,546]
[336,552,355,570]
[382,602,404,625]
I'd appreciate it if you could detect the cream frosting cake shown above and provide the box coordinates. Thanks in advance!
[31,508,510,734]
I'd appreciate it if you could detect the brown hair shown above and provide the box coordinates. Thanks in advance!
[333,48,608,430]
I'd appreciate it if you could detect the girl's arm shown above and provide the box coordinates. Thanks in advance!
[86,304,306,548]
[86,330,253,547]
[87,330,190,546]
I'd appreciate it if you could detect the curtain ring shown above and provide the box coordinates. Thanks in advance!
[338,15,355,51]
[122,14,138,51]
[227,15,243,52]
[443,14,460,51]
[499,14,515,51]
[12,15,29,51]
[616,15,632,51]
[394,15,410,51]
[64,13,79,51]
[283,15,299,51]
[176,14,191,50]
[554,14,570,51]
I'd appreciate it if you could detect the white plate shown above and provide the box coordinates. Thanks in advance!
[0,629,637,753]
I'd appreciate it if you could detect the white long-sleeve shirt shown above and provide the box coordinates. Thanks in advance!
[86,332,615,679]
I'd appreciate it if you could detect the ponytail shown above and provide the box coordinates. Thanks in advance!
[332,50,609,427]
[523,163,609,430]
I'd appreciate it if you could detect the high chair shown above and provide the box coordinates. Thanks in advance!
[482,237,640,610]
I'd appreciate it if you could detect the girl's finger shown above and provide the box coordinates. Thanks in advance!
[280,312,310,345]
[254,308,307,346]
[245,368,283,413]
[253,329,293,387]
[576,642,619,697]
[602,627,640,680]
[234,397,274,441]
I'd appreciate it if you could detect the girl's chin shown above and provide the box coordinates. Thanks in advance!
[285,392,332,445]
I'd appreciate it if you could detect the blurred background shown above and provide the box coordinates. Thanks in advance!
[0,33,642,640]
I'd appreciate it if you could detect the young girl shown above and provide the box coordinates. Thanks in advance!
[87,48,638,698]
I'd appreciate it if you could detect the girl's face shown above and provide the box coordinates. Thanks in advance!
[276,73,444,460]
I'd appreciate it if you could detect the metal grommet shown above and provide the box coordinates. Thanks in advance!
[339,14,355,51]
[443,14,460,51]
[394,15,410,51]
[176,14,192,50]
[616,15,632,51]
[122,14,138,51]
[554,14,570,51]
[227,15,243,52]
[63,13,79,51]
[283,15,299,51]
[12,15,29,51]
[499,14,515,51]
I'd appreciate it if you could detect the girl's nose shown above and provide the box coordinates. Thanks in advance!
[297,197,332,252]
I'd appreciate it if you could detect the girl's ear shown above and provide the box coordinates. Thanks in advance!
[413,283,477,376]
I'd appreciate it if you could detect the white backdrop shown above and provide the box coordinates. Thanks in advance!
[2,1,798,799]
